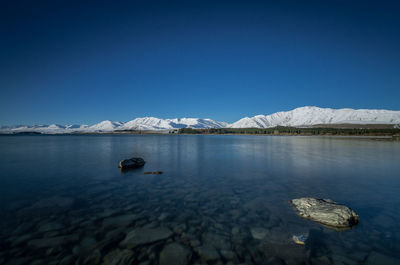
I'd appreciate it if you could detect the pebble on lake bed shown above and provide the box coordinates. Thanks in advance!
[290,197,359,229]
[144,171,163,175]
[292,235,308,245]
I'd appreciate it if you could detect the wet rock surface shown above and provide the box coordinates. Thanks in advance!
[290,197,359,229]
[118,157,145,169]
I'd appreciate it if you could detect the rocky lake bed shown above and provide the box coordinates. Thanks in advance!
[0,135,400,265]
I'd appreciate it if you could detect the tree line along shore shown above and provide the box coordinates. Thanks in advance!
[177,126,400,137]
[3,126,400,139]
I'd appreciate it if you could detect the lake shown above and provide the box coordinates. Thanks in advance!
[0,135,399,265]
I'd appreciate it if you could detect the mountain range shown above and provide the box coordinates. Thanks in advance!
[229,106,400,128]
[1,106,399,134]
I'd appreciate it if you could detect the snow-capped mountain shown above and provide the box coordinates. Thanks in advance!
[1,107,399,134]
[89,120,123,131]
[0,117,227,133]
[65,124,89,130]
[1,124,90,134]
[5,124,66,133]
[229,106,400,128]
[167,118,229,129]
[118,117,228,130]
[118,117,176,130]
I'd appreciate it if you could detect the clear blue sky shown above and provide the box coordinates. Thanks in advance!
[1,0,399,125]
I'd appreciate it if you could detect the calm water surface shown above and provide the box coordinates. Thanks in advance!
[0,135,399,265]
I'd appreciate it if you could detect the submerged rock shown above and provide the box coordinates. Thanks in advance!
[28,234,79,248]
[202,233,231,250]
[250,227,269,240]
[20,196,75,215]
[119,227,173,248]
[37,222,63,233]
[102,214,140,227]
[366,251,399,265]
[79,249,101,265]
[80,237,97,250]
[101,249,134,265]
[118,158,145,169]
[292,234,308,245]
[290,197,359,229]
[159,243,191,265]
[195,246,220,262]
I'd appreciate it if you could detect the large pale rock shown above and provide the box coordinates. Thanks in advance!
[119,227,173,248]
[290,197,359,229]
[118,158,145,169]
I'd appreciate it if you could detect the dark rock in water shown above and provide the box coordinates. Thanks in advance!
[78,249,101,265]
[143,171,163,175]
[28,234,79,248]
[220,250,237,261]
[159,243,191,265]
[290,197,359,229]
[366,251,399,265]
[37,222,63,233]
[29,196,75,210]
[250,227,269,240]
[118,158,145,169]
[102,214,140,228]
[195,246,220,262]
[202,232,231,250]
[119,227,173,248]
[59,255,74,265]
[102,249,135,265]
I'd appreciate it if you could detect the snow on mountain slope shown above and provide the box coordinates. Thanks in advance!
[166,118,228,129]
[229,106,400,128]
[66,124,89,130]
[118,117,174,130]
[89,120,123,131]
[118,117,227,130]
[6,124,69,134]
[0,124,90,134]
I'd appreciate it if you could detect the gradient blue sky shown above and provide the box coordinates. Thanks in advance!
[1,0,399,125]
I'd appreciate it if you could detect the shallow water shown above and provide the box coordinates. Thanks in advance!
[0,135,399,265]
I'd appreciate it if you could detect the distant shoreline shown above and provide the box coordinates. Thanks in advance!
[1,134,399,142]
[1,126,400,141]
